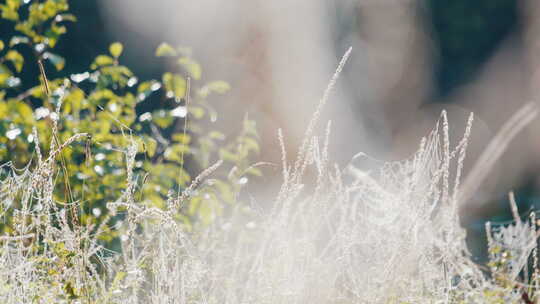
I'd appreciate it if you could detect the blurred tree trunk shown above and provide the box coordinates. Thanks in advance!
[354,0,433,157]
[522,0,540,175]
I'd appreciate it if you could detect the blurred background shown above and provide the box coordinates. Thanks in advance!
[3,0,540,258]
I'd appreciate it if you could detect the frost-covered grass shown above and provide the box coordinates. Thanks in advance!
[0,49,540,303]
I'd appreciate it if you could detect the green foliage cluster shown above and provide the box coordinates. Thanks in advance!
[0,0,260,246]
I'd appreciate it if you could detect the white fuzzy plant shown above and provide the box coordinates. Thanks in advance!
[0,48,539,303]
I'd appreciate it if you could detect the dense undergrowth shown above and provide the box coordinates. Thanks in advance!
[1,0,540,303]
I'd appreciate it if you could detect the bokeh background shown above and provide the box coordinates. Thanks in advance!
[3,0,540,259]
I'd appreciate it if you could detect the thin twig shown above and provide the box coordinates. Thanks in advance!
[458,102,538,206]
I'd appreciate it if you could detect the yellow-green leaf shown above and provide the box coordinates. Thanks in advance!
[245,167,263,177]
[91,55,114,69]
[109,42,123,58]
[64,88,85,112]
[155,43,177,57]
[209,131,225,140]
[64,282,79,300]
[8,36,29,47]
[0,40,4,51]
[164,143,190,163]
[219,148,238,163]
[143,137,157,157]
[172,133,191,144]
[240,136,260,154]
[178,57,201,80]
[5,50,23,72]
[0,64,10,75]
[152,109,174,128]
[199,81,230,97]
[6,0,20,10]
[189,106,205,119]
[44,52,65,71]
[1,2,19,21]
[0,102,7,118]
[0,74,8,87]
[15,101,33,124]
[162,72,186,98]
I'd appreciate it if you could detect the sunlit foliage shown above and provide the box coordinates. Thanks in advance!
[0,0,260,248]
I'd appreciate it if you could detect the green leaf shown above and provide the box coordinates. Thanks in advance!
[115,271,127,282]
[219,148,238,163]
[99,66,133,87]
[245,167,263,177]
[152,109,174,128]
[44,23,66,47]
[172,133,191,144]
[8,36,29,47]
[155,43,177,57]
[178,57,201,80]
[5,50,23,72]
[164,143,190,163]
[213,179,235,204]
[142,137,157,157]
[243,118,258,137]
[91,55,114,69]
[189,106,205,119]
[0,74,9,87]
[240,136,260,154]
[0,41,3,52]
[0,64,11,75]
[137,81,152,93]
[6,0,21,10]
[40,0,68,20]
[136,80,159,101]
[109,42,123,58]
[43,52,65,70]
[199,81,230,97]
[188,196,201,216]
[15,101,33,124]
[162,72,186,98]
[89,89,115,102]
[209,131,225,140]
[14,22,36,40]
[64,282,79,300]
[0,2,19,21]
[64,88,85,113]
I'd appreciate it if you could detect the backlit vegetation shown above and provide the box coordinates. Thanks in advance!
[0,1,539,303]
